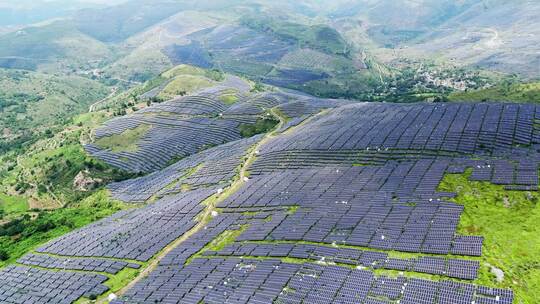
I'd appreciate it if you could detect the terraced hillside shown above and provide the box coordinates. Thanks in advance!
[1,92,539,303]
[85,77,348,173]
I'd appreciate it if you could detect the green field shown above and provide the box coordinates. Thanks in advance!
[438,171,540,304]
[95,124,151,153]
[449,81,540,103]
[158,75,214,100]
[219,93,239,105]
[0,194,28,217]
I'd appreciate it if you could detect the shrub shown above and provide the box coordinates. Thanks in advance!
[0,249,9,261]
[239,117,279,138]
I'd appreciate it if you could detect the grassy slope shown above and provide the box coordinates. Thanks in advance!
[239,117,280,138]
[98,64,225,111]
[104,47,172,83]
[0,111,137,266]
[438,171,540,304]
[95,124,151,153]
[158,75,214,100]
[0,194,28,217]
[0,190,130,267]
[0,68,110,153]
[449,81,540,103]
[1,111,137,203]
[161,64,222,79]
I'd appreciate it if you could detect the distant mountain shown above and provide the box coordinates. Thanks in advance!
[333,0,540,78]
[0,21,112,72]
[73,0,187,43]
[0,0,125,26]
[0,0,537,87]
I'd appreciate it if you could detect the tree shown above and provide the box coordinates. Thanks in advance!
[37,184,48,194]
[0,249,9,261]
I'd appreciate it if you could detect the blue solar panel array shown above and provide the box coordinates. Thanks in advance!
[4,101,536,303]
[0,265,109,303]
[86,89,338,173]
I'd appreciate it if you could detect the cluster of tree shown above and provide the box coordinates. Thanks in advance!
[0,249,8,261]
[0,213,66,240]
[239,117,279,138]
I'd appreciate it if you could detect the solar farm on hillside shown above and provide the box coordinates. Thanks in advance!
[2,79,538,304]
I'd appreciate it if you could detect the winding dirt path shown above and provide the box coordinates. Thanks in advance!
[485,28,501,48]
[89,87,118,112]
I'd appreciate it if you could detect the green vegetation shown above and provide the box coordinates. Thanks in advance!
[449,81,540,103]
[218,89,240,105]
[367,25,425,48]
[72,266,140,302]
[95,124,151,153]
[270,107,290,124]
[95,75,169,113]
[135,75,168,96]
[239,117,280,138]
[206,227,248,252]
[250,82,266,93]
[220,94,239,105]
[104,47,172,84]
[162,65,224,82]
[0,190,129,267]
[0,194,29,219]
[241,16,350,57]
[158,75,214,100]
[2,111,139,204]
[104,267,140,293]
[0,68,109,154]
[0,109,140,266]
[297,70,382,100]
[186,225,249,265]
[438,170,540,303]
[286,205,299,215]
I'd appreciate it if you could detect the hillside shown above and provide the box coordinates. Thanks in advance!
[449,81,540,103]
[0,106,144,266]
[0,0,536,99]
[72,0,187,43]
[0,1,539,304]
[0,83,538,302]
[334,0,540,79]
[0,22,113,72]
[0,68,110,153]
[0,0,122,27]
